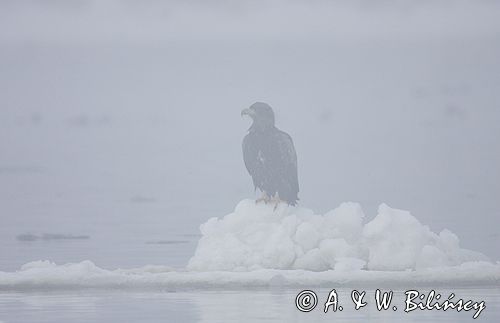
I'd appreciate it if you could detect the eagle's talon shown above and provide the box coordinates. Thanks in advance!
[255,193,270,204]
[271,194,284,211]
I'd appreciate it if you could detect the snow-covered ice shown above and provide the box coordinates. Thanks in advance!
[1,259,500,291]
[0,200,498,291]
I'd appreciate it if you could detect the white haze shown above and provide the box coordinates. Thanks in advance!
[0,0,499,271]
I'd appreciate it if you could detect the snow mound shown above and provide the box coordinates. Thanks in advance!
[188,200,489,272]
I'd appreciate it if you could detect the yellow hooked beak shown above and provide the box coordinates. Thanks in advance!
[241,108,255,118]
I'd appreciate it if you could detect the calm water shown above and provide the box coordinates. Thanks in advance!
[0,289,498,322]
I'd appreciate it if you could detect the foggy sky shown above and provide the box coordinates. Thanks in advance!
[1,0,499,267]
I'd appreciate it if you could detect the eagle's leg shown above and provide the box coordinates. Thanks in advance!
[271,194,285,211]
[255,192,270,204]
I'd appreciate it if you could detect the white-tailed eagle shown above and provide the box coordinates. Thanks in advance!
[241,102,299,206]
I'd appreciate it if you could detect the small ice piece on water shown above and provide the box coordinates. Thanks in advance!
[16,233,90,241]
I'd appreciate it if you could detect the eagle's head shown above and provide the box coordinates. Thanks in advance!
[241,102,275,129]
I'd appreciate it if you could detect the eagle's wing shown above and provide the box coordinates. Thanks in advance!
[242,133,262,190]
[243,129,299,204]
[275,130,299,200]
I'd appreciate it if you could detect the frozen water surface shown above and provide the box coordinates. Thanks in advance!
[1,201,499,322]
